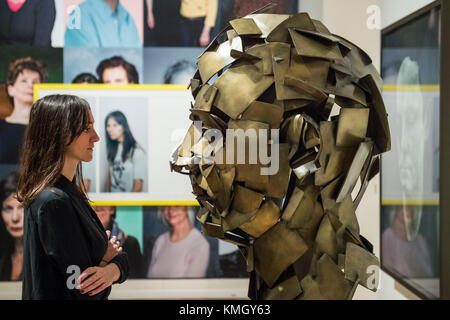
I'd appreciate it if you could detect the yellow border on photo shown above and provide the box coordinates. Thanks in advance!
[89,200,200,206]
[382,85,439,91]
[381,200,439,205]
[33,83,188,102]
[33,83,195,206]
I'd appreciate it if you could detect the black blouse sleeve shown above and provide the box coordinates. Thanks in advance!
[109,251,129,284]
[34,0,56,46]
[37,198,94,297]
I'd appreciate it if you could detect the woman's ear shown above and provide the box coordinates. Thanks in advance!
[7,84,15,98]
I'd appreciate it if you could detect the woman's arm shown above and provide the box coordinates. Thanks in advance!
[146,0,155,29]
[132,179,143,192]
[184,239,210,277]
[132,148,146,192]
[200,0,218,46]
[106,168,111,192]
[34,0,56,46]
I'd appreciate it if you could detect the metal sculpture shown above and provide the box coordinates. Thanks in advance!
[170,5,391,300]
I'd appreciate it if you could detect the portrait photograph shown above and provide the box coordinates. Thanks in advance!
[91,205,145,278]
[0,0,57,47]
[64,0,144,48]
[63,47,143,84]
[380,2,440,299]
[144,0,298,47]
[143,46,203,85]
[0,46,62,166]
[98,95,149,193]
[142,205,249,279]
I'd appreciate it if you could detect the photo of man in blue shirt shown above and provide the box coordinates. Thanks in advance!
[65,0,142,48]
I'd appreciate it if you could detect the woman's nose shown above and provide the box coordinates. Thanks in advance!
[91,128,100,142]
[12,208,21,221]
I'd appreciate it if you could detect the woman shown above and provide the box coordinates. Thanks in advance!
[0,57,47,164]
[0,172,23,281]
[0,0,56,46]
[105,110,146,193]
[147,206,210,278]
[17,94,129,300]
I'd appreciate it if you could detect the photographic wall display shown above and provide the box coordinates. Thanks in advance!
[35,84,194,202]
[380,1,441,299]
[0,0,298,286]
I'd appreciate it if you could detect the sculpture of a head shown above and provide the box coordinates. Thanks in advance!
[171,7,391,300]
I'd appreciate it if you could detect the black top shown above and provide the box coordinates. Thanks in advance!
[0,119,26,164]
[0,252,22,281]
[22,175,129,300]
[0,0,56,46]
[122,235,144,278]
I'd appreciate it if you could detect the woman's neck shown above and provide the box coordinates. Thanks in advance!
[392,214,408,241]
[61,157,79,182]
[170,219,191,243]
[5,101,31,125]
[104,0,119,12]
[14,237,24,255]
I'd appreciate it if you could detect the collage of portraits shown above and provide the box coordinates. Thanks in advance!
[0,0,299,282]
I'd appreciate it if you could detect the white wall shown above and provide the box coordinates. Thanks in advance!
[380,0,436,29]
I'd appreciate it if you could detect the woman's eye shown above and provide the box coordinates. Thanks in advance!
[2,207,12,213]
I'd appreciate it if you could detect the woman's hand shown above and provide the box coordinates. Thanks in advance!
[78,263,121,296]
[199,25,211,47]
[100,230,122,266]
[147,11,155,29]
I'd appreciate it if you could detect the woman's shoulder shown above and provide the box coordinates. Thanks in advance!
[28,186,71,212]
[189,228,209,246]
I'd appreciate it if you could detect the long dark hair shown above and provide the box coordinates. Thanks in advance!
[17,95,91,206]
[0,172,19,259]
[105,110,138,164]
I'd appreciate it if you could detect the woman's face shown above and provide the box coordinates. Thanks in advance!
[7,69,41,105]
[1,194,24,239]
[106,117,124,141]
[66,110,100,163]
[164,206,188,227]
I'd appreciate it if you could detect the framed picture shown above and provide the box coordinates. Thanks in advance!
[34,84,195,204]
[380,0,442,299]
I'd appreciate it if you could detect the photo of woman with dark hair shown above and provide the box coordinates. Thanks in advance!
[72,73,98,84]
[105,110,146,193]
[0,0,56,46]
[0,171,23,281]
[0,56,47,164]
[17,94,129,300]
